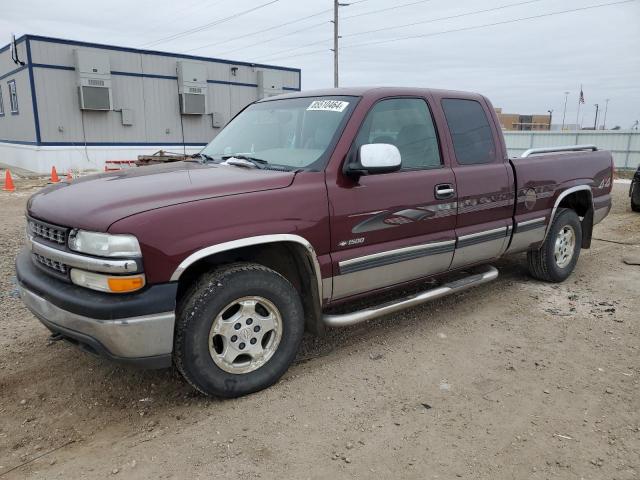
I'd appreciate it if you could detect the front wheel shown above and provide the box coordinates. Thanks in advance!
[174,263,305,398]
[527,208,582,283]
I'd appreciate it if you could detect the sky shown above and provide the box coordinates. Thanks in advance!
[2,0,639,128]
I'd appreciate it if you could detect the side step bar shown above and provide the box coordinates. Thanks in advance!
[322,265,498,328]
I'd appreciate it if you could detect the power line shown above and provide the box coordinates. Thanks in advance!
[140,0,281,48]
[342,0,638,50]
[217,19,329,56]
[140,0,228,37]
[186,0,413,57]
[262,0,636,62]
[185,10,332,54]
[259,0,544,61]
[342,0,435,20]
[343,0,545,39]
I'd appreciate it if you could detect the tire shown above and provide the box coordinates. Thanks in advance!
[527,208,582,283]
[631,183,640,212]
[174,262,305,398]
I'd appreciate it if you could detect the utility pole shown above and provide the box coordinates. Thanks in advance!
[593,103,599,130]
[332,0,349,88]
[547,109,553,130]
[576,85,583,130]
[333,0,339,88]
[602,98,610,130]
[561,91,569,130]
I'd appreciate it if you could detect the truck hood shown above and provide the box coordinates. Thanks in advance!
[27,162,295,231]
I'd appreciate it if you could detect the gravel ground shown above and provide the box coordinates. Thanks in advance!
[0,180,638,479]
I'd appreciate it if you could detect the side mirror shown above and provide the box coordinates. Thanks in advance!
[346,143,402,177]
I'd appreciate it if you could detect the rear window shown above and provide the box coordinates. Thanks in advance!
[441,99,496,165]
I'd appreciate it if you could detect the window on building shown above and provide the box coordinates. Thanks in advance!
[0,85,4,116]
[353,98,442,169]
[441,98,496,165]
[7,80,18,114]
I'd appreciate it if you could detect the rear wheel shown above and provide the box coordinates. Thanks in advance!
[527,208,582,283]
[631,183,640,212]
[174,263,305,398]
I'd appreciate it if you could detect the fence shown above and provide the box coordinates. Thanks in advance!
[503,131,640,170]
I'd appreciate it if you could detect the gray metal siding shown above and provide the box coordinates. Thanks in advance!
[0,42,37,143]
[504,131,640,170]
[23,38,300,145]
[142,77,183,144]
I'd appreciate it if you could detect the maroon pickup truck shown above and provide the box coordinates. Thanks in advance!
[17,87,613,397]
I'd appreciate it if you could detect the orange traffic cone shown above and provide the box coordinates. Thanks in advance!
[50,166,60,183]
[66,170,73,182]
[3,170,16,192]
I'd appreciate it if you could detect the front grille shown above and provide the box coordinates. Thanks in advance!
[33,252,68,274]
[28,218,68,245]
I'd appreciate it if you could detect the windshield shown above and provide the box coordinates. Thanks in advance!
[201,96,357,170]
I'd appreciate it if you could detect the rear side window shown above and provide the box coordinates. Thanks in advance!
[441,99,496,165]
[354,98,441,170]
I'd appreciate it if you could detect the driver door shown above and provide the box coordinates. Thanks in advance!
[327,97,457,300]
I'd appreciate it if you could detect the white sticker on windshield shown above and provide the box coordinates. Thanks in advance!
[307,100,349,112]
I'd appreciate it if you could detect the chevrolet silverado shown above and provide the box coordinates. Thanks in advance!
[17,87,613,397]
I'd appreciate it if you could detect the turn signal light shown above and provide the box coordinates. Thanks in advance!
[108,276,146,293]
[70,269,146,293]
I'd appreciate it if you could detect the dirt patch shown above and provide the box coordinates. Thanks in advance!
[1,184,638,479]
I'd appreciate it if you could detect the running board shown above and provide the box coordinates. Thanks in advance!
[322,265,499,328]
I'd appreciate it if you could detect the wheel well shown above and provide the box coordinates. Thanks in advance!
[175,242,324,335]
[557,190,594,248]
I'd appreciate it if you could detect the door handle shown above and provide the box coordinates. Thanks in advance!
[435,183,455,200]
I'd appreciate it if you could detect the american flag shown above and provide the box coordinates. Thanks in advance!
[579,86,585,104]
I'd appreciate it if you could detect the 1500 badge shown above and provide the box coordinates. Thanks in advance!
[338,237,365,247]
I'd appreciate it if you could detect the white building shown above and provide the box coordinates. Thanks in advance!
[0,34,301,173]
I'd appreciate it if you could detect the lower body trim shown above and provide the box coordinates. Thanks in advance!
[333,248,453,299]
[451,233,507,269]
[593,205,610,225]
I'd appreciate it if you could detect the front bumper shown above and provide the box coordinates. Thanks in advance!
[16,248,177,368]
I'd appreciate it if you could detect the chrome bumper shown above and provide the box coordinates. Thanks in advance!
[19,284,175,359]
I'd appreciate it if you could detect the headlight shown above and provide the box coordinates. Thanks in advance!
[70,269,146,293]
[68,230,141,257]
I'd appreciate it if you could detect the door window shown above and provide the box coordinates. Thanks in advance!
[354,98,441,169]
[441,98,496,165]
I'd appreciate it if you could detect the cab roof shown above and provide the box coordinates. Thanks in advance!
[260,86,486,102]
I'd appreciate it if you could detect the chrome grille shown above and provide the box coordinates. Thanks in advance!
[33,252,68,274]
[28,218,67,245]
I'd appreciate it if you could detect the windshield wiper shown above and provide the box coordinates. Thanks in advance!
[221,154,268,169]
[222,154,267,163]
[190,152,217,163]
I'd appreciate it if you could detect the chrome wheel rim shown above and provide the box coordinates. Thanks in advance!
[208,296,282,374]
[554,225,576,268]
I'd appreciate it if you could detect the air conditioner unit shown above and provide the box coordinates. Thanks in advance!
[257,70,284,99]
[177,61,207,115]
[74,49,112,111]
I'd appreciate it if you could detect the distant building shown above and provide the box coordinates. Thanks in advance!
[0,35,301,173]
[494,108,551,131]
